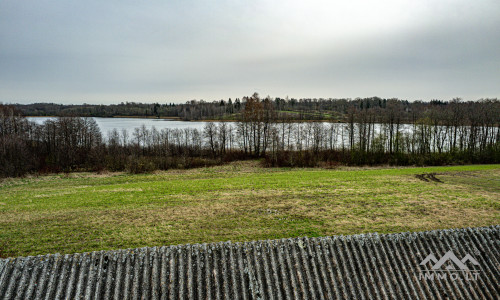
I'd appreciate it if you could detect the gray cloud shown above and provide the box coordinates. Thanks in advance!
[1,0,499,104]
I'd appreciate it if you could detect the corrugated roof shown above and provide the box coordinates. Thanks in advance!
[0,226,498,299]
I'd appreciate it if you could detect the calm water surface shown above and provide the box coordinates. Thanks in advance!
[28,117,209,135]
[28,117,462,149]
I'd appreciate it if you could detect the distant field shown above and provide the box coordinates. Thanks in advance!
[0,162,499,257]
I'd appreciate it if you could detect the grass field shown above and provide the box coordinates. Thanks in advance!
[0,162,499,257]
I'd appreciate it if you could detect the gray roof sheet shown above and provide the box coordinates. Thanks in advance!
[0,226,499,299]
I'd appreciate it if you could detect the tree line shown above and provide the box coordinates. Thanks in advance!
[1,94,499,177]
[11,95,499,122]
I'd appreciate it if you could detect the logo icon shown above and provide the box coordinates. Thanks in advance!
[418,251,481,281]
[420,250,480,271]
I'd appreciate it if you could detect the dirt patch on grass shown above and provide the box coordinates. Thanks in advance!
[415,173,443,183]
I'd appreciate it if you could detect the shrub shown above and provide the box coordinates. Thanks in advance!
[126,156,156,174]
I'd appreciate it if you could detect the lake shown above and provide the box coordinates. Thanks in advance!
[28,117,413,147]
[28,117,414,141]
[27,117,476,151]
[28,117,209,135]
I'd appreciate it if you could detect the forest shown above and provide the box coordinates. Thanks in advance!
[9,95,489,122]
[1,94,499,177]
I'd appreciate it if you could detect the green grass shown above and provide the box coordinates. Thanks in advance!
[1,162,499,257]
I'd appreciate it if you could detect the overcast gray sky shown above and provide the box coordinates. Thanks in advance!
[1,0,499,104]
